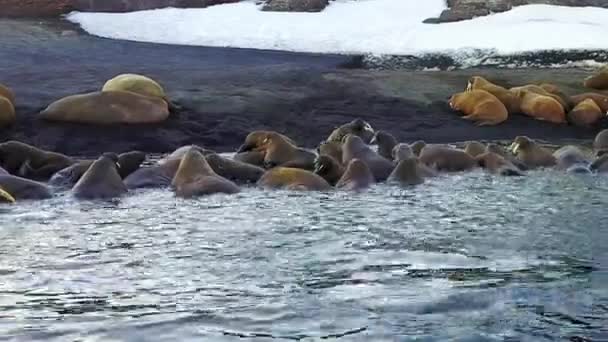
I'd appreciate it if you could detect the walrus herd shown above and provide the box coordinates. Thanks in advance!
[450,67,608,127]
[1,120,608,203]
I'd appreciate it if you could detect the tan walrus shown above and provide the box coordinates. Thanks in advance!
[567,98,605,128]
[238,131,316,170]
[418,145,476,172]
[172,148,240,198]
[449,90,508,126]
[317,140,343,165]
[39,91,170,124]
[512,89,566,124]
[0,83,16,106]
[475,152,523,176]
[313,155,345,186]
[102,73,166,100]
[0,95,15,129]
[327,118,375,144]
[387,158,425,186]
[257,167,331,191]
[342,134,394,181]
[466,76,520,114]
[336,158,375,190]
[0,141,74,181]
[205,153,265,184]
[583,66,608,90]
[392,143,437,178]
[72,153,128,199]
[509,136,556,169]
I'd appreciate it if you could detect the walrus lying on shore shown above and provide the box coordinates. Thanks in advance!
[449,90,508,126]
[466,76,519,113]
[584,66,608,90]
[567,99,605,128]
[72,153,128,199]
[571,93,608,113]
[513,89,566,124]
[39,90,170,124]
[510,84,571,112]
[0,141,74,181]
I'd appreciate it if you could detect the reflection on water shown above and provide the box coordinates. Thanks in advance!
[1,170,607,341]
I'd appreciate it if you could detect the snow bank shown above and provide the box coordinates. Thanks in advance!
[67,0,608,58]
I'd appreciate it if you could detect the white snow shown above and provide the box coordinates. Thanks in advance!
[67,0,608,57]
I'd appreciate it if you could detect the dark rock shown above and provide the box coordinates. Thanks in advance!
[262,0,329,12]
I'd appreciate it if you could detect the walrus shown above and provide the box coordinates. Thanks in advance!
[567,98,605,128]
[513,89,566,124]
[0,83,16,106]
[317,140,343,165]
[39,91,170,125]
[172,148,240,198]
[583,66,608,90]
[0,187,15,203]
[552,145,592,171]
[593,129,608,156]
[257,167,331,191]
[571,93,608,113]
[0,175,52,200]
[124,158,181,189]
[313,154,344,186]
[237,131,316,170]
[466,76,520,113]
[327,118,375,144]
[538,83,574,110]
[410,140,427,157]
[509,136,556,169]
[205,153,265,184]
[335,158,375,190]
[486,143,529,171]
[159,145,214,164]
[72,153,128,199]
[0,141,74,181]
[418,145,477,172]
[590,154,608,173]
[387,158,424,186]
[102,73,166,100]
[476,152,523,176]
[464,141,487,157]
[49,151,146,188]
[392,143,437,178]
[233,151,265,167]
[510,85,571,112]
[342,134,394,181]
[370,130,398,160]
[449,90,508,126]
[0,95,15,128]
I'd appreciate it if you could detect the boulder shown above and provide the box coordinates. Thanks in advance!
[262,0,329,12]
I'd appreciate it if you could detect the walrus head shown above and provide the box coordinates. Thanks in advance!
[313,154,344,186]
[509,136,534,155]
[388,157,424,186]
[317,140,343,163]
[370,130,398,159]
[237,131,292,154]
[117,151,146,179]
[410,140,427,157]
[172,148,216,188]
[392,143,415,162]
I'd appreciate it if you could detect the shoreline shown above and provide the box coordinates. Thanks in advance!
[0,18,605,156]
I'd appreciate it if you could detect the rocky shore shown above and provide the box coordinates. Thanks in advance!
[0,19,604,157]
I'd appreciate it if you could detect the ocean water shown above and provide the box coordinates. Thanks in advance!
[1,170,607,341]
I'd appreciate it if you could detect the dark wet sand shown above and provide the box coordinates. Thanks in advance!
[0,19,605,156]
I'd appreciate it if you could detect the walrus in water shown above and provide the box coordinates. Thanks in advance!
[205,153,265,184]
[410,140,427,157]
[464,141,487,158]
[342,134,394,181]
[317,140,343,164]
[552,146,592,173]
[0,141,74,181]
[418,145,476,172]
[257,167,331,191]
[392,143,437,178]
[238,131,316,170]
[0,187,15,203]
[0,175,52,200]
[124,158,181,189]
[159,145,214,164]
[313,155,344,186]
[233,151,266,168]
[172,148,240,198]
[39,91,170,124]
[387,158,424,186]
[50,151,146,188]
[476,152,523,176]
[509,136,556,169]
[327,118,375,144]
[486,143,528,171]
[370,130,398,160]
[590,154,608,173]
[593,129,608,157]
[336,159,375,190]
[72,153,128,199]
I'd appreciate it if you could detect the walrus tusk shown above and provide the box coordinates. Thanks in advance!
[509,143,520,154]
[0,188,15,203]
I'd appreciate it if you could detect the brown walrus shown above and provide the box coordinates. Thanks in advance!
[0,187,15,203]
[327,118,375,144]
[313,154,345,186]
[387,158,425,186]
[159,145,215,164]
[464,141,487,158]
[410,140,427,157]
[571,93,608,113]
[538,83,574,110]
[124,158,181,189]
[567,98,605,128]
[335,158,375,190]
[317,140,343,164]
[475,152,523,176]
[486,143,529,171]
[0,83,16,105]
[510,85,571,112]
[449,90,508,126]
[512,89,566,124]
[509,136,556,169]
[418,145,476,172]
[0,175,52,200]
[0,141,74,181]
[39,90,170,124]
[233,151,266,167]
[370,130,398,160]
[205,153,265,184]
[466,76,520,113]
[72,153,128,199]
[392,143,437,178]
[593,129,608,156]
[49,151,146,188]
[583,66,608,90]
[257,167,331,191]
[0,95,15,129]
[172,148,240,198]
[342,134,394,182]
[238,131,316,170]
